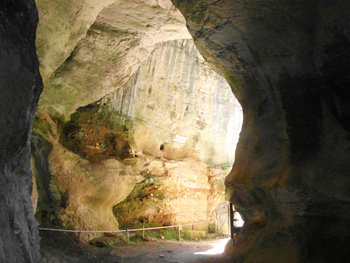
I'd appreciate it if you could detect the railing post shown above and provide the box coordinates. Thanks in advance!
[228,203,230,236]
[178,225,181,242]
[142,224,145,239]
[126,229,129,244]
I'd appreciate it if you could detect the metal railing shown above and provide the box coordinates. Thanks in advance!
[38,221,211,243]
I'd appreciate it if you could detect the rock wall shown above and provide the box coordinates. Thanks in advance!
[2,0,350,261]
[31,0,242,242]
[103,39,242,165]
[114,157,228,229]
[31,39,240,241]
[0,1,42,262]
[32,111,144,241]
[36,0,192,119]
[173,0,350,262]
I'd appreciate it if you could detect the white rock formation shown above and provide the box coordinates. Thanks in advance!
[32,0,243,242]
[103,39,242,165]
[36,0,191,118]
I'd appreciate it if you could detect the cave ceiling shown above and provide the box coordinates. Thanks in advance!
[36,0,192,118]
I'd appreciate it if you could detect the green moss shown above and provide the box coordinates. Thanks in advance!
[32,116,53,139]
[58,102,135,160]
[180,231,192,241]
[144,228,199,241]
[118,172,162,200]
[113,170,171,229]
[126,227,194,242]
[69,103,134,131]
[227,74,243,89]
[176,0,209,24]
[129,38,140,48]
[189,0,209,23]
[153,189,165,200]
[143,228,179,241]
[220,163,232,170]
[140,170,157,179]
[90,22,137,38]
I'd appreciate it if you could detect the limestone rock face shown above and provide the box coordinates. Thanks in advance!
[114,157,228,229]
[49,143,143,241]
[36,0,192,118]
[35,0,116,83]
[0,1,42,262]
[32,112,144,241]
[32,107,230,241]
[31,37,240,240]
[102,39,242,165]
[173,0,350,262]
[31,0,242,242]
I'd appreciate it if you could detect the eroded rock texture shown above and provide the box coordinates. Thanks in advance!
[0,1,42,262]
[31,0,242,243]
[173,0,350,262]
[100,39,242,165]
[36,0,192,118]
[114,157,228,231]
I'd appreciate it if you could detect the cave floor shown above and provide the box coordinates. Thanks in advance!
[40,231,229,263]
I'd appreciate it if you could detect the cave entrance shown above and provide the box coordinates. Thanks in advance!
[32,0,243,261]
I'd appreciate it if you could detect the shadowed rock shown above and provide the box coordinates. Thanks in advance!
[173,0,350,262]
[0,0,42,261]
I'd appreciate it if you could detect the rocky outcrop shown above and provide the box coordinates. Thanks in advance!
[0,1,42,262]
[49,143,143,242]
[3,0,350,262]
[31,38,241,240]
[101,39,242,165]
[36,0,192,119]
[32,105,232,241]
[173,0,350,262]
[32,111,144,241]
[31,0,242,242]
[114,157,229,229]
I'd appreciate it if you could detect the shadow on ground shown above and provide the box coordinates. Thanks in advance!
[40,231,231,263]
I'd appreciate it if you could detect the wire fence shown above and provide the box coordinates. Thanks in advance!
[38,221,211,244]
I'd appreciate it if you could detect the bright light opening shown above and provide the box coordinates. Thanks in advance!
[232,204,245,227]
[194,237,230,255]
[234,211,245,227]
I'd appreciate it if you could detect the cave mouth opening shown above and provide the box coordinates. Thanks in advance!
[106,37,243,250]
[31,0,243,260]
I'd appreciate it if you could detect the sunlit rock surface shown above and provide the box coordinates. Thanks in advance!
[3,0,350,261]
[32,111,143,241]
[102,39,242,165]
[173,0,350,262]
[49,145,143,242]
[114,157,229,229]
[31,0,242,243]
[36,0,191,118]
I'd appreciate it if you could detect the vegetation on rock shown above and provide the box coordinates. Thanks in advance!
[59,103,133,162]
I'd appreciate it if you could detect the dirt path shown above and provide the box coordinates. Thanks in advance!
[40,231,230,263]
[109,238,230,263]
